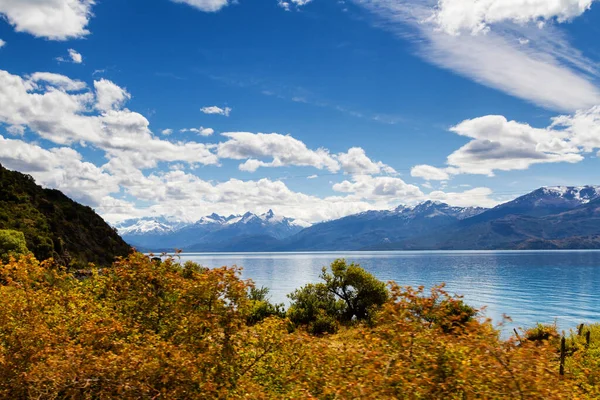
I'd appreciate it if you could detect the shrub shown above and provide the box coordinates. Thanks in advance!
[0,254,597,399]
[0,229,29,262]
[525,323,559,343]
[288,259,388,334]
[246,286,286,325]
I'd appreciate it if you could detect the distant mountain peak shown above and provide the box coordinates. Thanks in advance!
[391,201,487,220]
[511,186,600,208]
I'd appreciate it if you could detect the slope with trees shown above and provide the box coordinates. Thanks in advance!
[0,164,131,267]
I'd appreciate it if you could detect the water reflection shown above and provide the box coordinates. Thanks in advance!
[178,251,600,335]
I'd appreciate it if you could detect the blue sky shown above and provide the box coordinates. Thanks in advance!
[1,0,600,223]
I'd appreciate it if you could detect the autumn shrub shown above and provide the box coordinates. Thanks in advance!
[0,255,598,399]
[525,323,560,344]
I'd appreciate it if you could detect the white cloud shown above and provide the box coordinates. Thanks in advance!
[446,114,583,175]
[0,39,5,48]
[432,0,596,36]
[201,105,232,116]
[171,0,230,12]
[68,48,82,63]
[278,0,312,10]
[0,0,95,40]
[337,147,397,175]
[94,79,131,112]
[28,72,87,91]
[0,135,120,205]
[95,168,383,224]
[356,0,600,112]
[550,106,600,154]
[6,125,25,136]
[0,68,507,223]
[419,28,600,112]
[181,126,214,136]
[161,128,173,135]
[218,132,341,172]
[428,187,499,208]
[415,107,600,178]
[411,164,451,181]
[0,69,219,171]
[333,175,424,202]
[278,1,291,11]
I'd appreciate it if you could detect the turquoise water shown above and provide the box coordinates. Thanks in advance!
[177,251,600,334]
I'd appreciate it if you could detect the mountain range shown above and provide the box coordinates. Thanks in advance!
[116,186,600,251]
[116,210,311,251]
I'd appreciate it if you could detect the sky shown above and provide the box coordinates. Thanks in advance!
[1,0,600,224]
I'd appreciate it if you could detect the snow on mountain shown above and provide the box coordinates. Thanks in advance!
[539,186,600,204]
[116,210,313,249]
[115,217,179,236]
[492,185,600,218]
[394,201,487,220]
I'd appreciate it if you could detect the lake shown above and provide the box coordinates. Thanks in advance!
[177,250,600,335]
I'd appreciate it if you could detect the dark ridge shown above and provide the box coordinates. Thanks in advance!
[0,164,131,268]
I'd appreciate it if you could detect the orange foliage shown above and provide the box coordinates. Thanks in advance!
[0,254,597,399]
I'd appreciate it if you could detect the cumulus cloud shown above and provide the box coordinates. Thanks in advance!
[28,72,87,91]
[170,0,230,12]
[94,79,131,112]
[0,69,219,171]
[333,175,424,202]
[93,168,385,224]
[432,0,596,36]
[201,105,232,116]
[161,128,173,135]
[218,132,341,172]
[0,39,5,48]
[428,187,499,208]
[0,135,120,205]
[413,107,600,179]
[337,147,397,175]
[181,127,214,136]
[0,67,504,223]
[68,48,82,63]
[411,164,451,181]
[0,0,95,40]
[278,0,313,11]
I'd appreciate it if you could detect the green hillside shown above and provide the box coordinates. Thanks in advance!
[0,164,131,268]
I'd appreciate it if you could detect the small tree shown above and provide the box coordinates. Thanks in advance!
[0,230,29,263]
[288,259,388,334]
[321,259,389,323]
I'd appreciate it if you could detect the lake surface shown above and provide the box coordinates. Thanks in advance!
[177,251,600,335]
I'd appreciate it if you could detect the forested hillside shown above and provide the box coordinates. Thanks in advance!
[0,164,131,267]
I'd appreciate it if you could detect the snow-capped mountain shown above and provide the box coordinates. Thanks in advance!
[279,201,488,251]
[114,186,600,252]
[117,210,311,250]
[515,186,600,207]
[395,201,487,220]
[466,185,600,223]
[115,216,184,236]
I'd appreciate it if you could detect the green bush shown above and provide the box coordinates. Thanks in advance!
[246,287,286,325]
[288,282,343,331]
[287,259,388,334]
[0,230,29,262]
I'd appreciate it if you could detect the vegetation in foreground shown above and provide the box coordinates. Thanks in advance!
[0,253,599,399]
